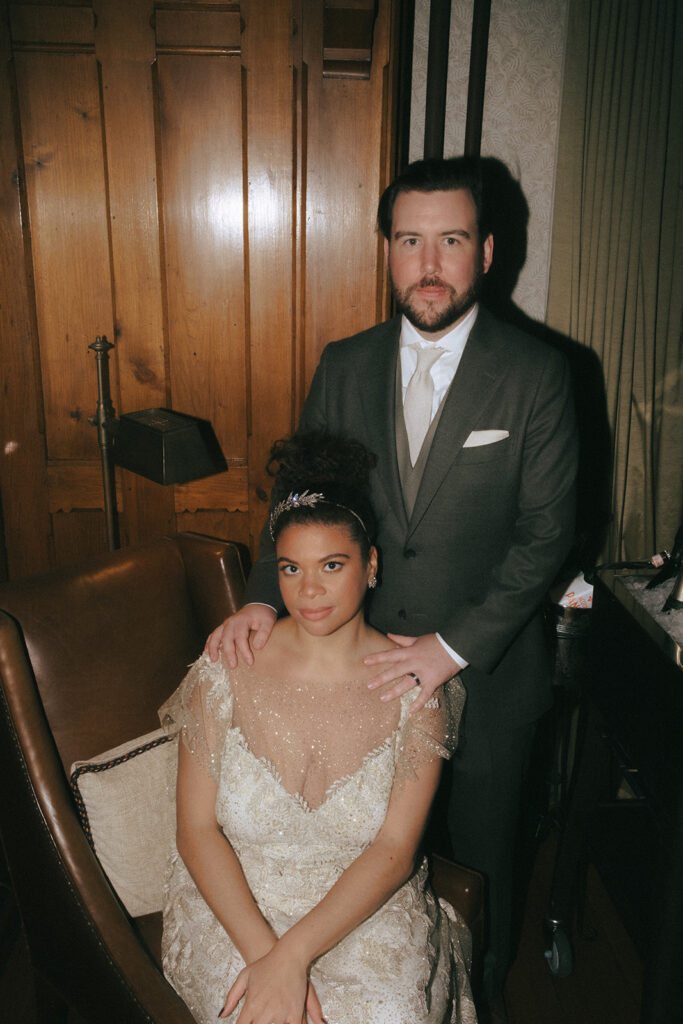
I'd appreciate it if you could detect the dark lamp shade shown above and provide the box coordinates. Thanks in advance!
[112,409,227,485]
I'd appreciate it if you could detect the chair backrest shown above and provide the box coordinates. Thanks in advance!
[0,532,249,1023]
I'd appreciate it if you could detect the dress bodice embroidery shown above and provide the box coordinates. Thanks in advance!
[160,655,476,1024]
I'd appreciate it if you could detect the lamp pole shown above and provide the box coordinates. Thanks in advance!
[88,336,119,550]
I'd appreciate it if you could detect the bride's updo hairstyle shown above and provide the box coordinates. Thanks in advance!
[267,432,377,562]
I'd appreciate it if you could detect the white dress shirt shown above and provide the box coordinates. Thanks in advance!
[399,303,478,416]
[399,305,480,670]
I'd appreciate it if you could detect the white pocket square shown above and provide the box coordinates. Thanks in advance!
[463,429,510,448]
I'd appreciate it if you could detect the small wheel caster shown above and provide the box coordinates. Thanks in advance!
[544,926,574,977]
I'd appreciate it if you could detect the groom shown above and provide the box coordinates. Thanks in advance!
[207,157,577,1018]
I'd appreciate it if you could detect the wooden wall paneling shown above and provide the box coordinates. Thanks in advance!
[6,2,116,572]
[50,508,107,568]
[14,49,114,460]
[156,49,246,454]
[47,459,122,514]
[322,0,376,79]
[173,465,248,514]
[156,45,247,530]
[174,460,250,545]
[301,0,395,394]
[13,36,117,565]
[155,7,241,54]
[93,0,174,547]
[242,0,299,546]
[8,2,95,48]
[1,0,403,577]
[377,0,403,312]
[176,510,252,553]
[0,4,52,578]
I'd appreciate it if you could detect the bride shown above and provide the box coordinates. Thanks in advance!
[160,433,477,1024]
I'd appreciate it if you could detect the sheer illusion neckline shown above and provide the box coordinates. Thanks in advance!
[230,665,381,689]
[228,723,399,813]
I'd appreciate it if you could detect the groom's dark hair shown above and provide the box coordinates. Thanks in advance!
[377,156,490,242]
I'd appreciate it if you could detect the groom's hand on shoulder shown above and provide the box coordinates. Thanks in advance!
[364,633,461,713]
[205,603,277,668]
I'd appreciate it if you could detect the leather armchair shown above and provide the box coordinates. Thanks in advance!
[0,532,483,1022]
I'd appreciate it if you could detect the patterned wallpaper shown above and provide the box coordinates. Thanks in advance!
[409,0,569,323]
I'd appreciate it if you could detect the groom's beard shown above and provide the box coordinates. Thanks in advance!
[391,264,485,335]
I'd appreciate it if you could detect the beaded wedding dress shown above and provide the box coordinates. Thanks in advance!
[160,654,477,1024]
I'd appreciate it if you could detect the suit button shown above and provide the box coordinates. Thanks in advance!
[398,609,407,620]
[403,548,416,558]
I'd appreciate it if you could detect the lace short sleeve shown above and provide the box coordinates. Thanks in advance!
[395,675,466,781]
[158,653,233,784]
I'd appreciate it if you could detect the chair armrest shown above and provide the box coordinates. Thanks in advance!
[177,532,251,635]
[430,853,484,925]
[430,853,485,996]
[0,615,195,1023]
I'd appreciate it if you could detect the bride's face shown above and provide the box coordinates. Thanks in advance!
[276,521,378,637]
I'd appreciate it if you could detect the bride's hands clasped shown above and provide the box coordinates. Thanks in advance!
[219,943,326,1024]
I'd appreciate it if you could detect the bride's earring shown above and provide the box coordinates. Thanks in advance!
[368,575,377,589]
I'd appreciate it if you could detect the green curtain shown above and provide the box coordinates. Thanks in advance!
[547,0,682,561]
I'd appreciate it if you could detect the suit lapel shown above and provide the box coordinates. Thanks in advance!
[351,318,408,530]
[408,309,503,534]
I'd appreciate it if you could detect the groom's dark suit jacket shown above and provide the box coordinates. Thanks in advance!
[245,307,578,733]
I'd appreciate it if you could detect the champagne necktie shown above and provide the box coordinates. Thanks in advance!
[403,344,445,465]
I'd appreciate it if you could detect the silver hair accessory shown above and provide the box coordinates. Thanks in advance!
[269,489,369,541]
[269,491,324,538]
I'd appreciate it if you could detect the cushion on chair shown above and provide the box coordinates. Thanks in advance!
[70,728,178,917]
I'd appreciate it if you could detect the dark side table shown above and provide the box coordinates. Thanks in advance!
[545,570,683,1023]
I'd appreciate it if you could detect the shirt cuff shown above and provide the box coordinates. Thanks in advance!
[435,632,469,669]
[245,602,279,614]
